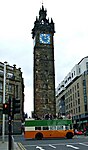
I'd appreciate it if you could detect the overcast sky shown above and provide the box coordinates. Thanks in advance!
[0,0,88,116]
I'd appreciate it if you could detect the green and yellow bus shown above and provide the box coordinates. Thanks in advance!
[24,118,74,139]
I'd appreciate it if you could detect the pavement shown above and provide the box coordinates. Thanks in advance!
[0,141,21,150]
[0,134,27,150]
[0,141,20,150]
[0,135,21,150]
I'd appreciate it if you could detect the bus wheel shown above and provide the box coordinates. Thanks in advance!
[35,132,43,140]
[66,132,73,139]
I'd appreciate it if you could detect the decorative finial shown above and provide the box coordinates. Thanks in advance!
[42,0,43,5]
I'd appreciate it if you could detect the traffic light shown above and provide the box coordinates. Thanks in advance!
[13,98,20,114]
[3,103,9,114]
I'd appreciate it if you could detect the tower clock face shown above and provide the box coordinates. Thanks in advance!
[40,33,51,44]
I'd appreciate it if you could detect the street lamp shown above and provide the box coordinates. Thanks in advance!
[2,61,7,143]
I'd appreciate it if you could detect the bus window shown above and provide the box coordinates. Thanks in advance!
[43,127,49,130]
[50,126,56,130]
[65,125,69,130]
[57,125,62,130]
[35,127,41,130]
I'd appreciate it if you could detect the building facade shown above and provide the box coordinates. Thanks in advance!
[32,5,56,118]
[0,62,24,134]
[56,57,88,129]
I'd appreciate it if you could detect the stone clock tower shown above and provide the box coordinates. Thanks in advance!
[32,5,56,118]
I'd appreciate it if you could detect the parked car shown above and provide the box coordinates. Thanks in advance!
[74,129,83,135]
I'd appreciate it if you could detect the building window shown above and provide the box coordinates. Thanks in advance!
[84,96,87,104]
[79,68,81,74]
[75,85,76,91]
[65,80,67,84]
[73,94,74,100]
[78,106,80,112]
[16,85,18,98]
[7,73,14,79]
[85,105,87,111]
[77,91,80,97]
[73,101,75,106]
[8,84,12,92]
[83,80,86,86]
[74,109,75,114]
[76,108,77,113]
[86,62,88,71]
[70,96,72,101]
[66,98,68,103]
[75,92,77,98]
[0,82,3,90]
[72,87,74,93]
[74,71,75,75]
[77,83,79,89]
[71,110,73,114]
[83,88,86,95]
[76,100,77,105]
[0,95,3,103]
[78,98,80,104]
[70,89,72,94]
[0,70,3,76]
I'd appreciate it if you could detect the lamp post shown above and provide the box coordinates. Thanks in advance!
[2,61,7,143]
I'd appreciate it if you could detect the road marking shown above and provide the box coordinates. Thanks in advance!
[17,143,26,150]
[67,145,79,149]
[79,143,88,146]
[36,146,45,150]
[49,144,56,149]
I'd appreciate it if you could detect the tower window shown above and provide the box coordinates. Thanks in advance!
[45,98,48,104]
[43,83,48,89]
[41,20,44,24]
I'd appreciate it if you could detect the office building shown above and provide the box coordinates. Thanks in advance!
[56,56,88,128]
[0,62,24,134]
